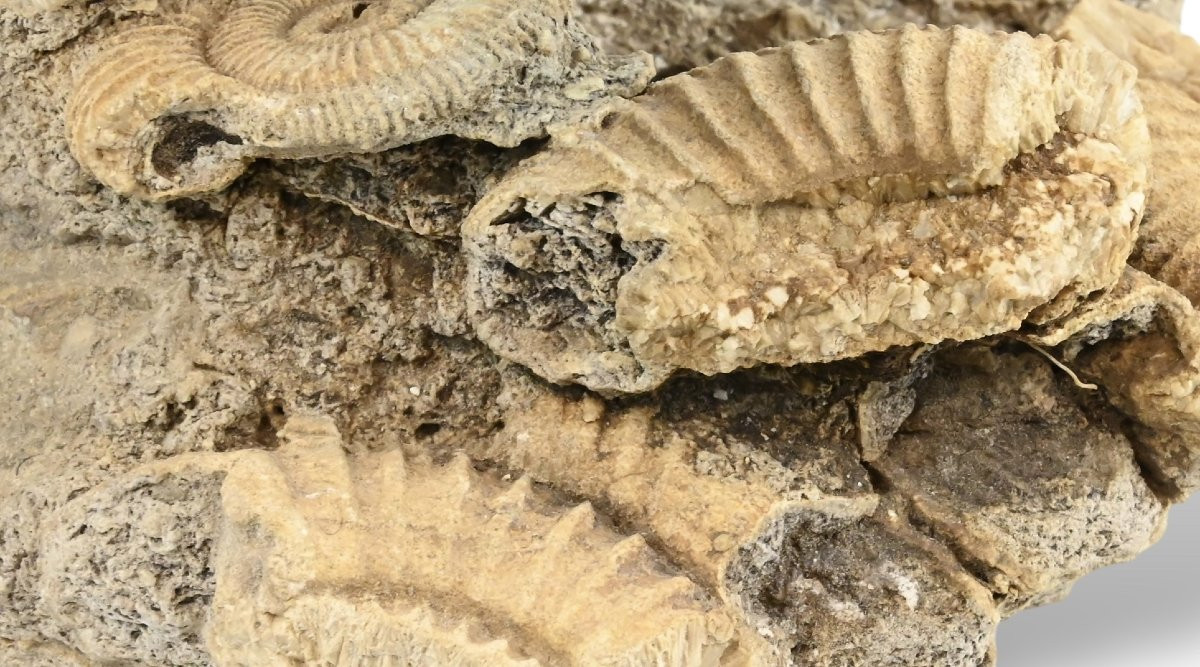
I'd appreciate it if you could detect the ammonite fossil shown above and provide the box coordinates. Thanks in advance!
[1054,0,1200,306]
[64,0,654,200]
[462,25,1149,395]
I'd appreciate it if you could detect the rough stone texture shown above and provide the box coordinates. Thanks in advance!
[65,0,653,200]
[1053,0,1200,305]
[575,0,1184,72]
[871,345,1166,611]
[1029,268,1200,498]
[0,1,1196,666]
[464,28,1148,394]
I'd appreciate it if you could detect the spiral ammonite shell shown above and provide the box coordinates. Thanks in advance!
[65,0,654,200]
[462,26,1149,395]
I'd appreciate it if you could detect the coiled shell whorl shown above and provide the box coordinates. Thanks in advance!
[65,0,654,200]
[462,26,1150,395]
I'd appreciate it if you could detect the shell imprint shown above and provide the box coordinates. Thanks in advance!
[209,416,742,666]
[463,26,1149,395]
[65,0,654,200]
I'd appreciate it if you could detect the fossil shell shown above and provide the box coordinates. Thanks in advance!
[472,371,1001,663]
[478,372,878,593]
[0,0,78,15]
[1054,0,1200,306]
[463,26,1150,394]
[208,416,746,666]
[574,0,1184,74]
[65,0,654,200]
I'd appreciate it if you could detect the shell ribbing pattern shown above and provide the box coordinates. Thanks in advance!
[463,26,1149,394]
[65,0,654,200]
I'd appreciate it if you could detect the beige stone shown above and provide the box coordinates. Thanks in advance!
[1054,0,1200,306]
[575,0,1184,72]
[464,26,1149,394]
[0,2,1194,665]
[64,0,653,200]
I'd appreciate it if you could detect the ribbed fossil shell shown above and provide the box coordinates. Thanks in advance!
[1054,0,1200,306]
[478,372,878,595]
[472,372,1002,664]
[463,25,1149,394]
[208,416,746,666]
[65,0,654,200]
[0,0,76,15]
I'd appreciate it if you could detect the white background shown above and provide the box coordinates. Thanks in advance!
[995,5,1200,664]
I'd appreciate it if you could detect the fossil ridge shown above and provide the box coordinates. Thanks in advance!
[1054,0,1200,305]
[65,0,654,200]
[464,27,1149,394]
[0,1,1197,665]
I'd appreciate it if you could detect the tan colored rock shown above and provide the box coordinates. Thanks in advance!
[35,454,229,664]
[464,26,1148,394]
[64,0,653,200]
[1054,0,1200,93]
[1,0,70,14]
[0,638,91,666]
[0,2,1194,665]
[870,344,1166,611]
[1053,0,1200,306]
[209,415,747,666]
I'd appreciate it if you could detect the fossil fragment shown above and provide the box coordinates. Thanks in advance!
[573,0,1184,73]
[65,0,654,200]
[475,369,877,593]
[464,26,1149,394]
[471,369,1001,663]
[209,415,747,666]
[1053,0,1200,306]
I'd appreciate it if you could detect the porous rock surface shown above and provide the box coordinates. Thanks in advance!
[66,0,654,200]
[463,26,1149,394]
[575,0,1184,72]
[0,1,1197,666]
